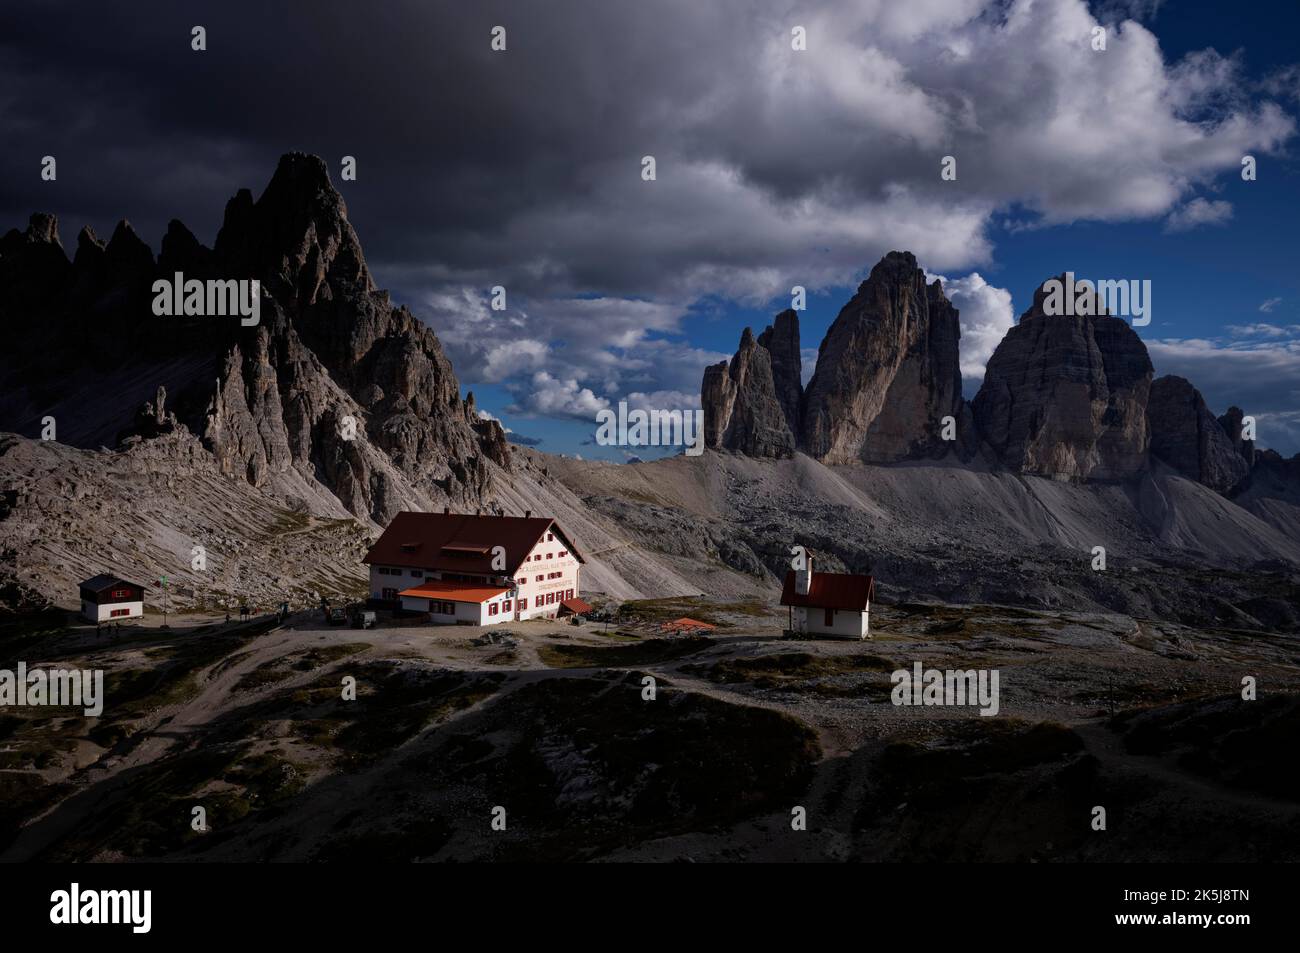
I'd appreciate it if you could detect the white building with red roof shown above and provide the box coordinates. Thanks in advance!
[363,510,585,625]
[779,552,875,639]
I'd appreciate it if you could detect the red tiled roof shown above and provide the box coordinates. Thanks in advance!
[364,512,584,574]
[558,597,593,615]
[780,570,874,611]
[398,579,511,604]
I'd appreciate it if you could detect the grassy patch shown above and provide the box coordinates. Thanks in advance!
[689,651,895,688]
[261,663,506,770]
[40,746,308,860]
[538,637,714,669]
[234,643,370,693]
[616,597,730,627]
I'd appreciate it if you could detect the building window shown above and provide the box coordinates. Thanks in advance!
[558,551,567,558]
[535,575,543,582]
[110,608,131,618]
[519,598,527,610]
[111,588,131,599]
[515,577,526,585]
[382,587,398,600]
[546,553,553,560]
[547,533,554,541]
[503,600,511,612]
[410,569,424,577]
[566,589,574,600]
[489,603,499,616]
[824,607,834,627]
[434,601,456,615]
[378,567,403,576]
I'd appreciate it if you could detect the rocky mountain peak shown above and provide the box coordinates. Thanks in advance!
[756,309,802,439]
[0,152,509,525]
[801,250,963,464]
[73,225,105,268]
[25,212,62,247]
[1218,406,1255,467]
[1147,375,1250,494]
[104,219,155,275]
[703,320,799,457]
[972,275,1153,482]
[216,152,371,306]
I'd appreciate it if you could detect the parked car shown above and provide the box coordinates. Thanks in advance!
[351,610,376,629]
[327,607,348,626]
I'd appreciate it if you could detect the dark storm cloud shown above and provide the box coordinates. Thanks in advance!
[1,0,1292,417]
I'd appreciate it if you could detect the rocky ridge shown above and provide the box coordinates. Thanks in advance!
[0,153,507,526]
[703,260,1296,504]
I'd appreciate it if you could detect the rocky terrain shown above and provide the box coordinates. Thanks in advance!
[548,450,1300,633]
[2,598,1295,862]
[1,150,1297,639]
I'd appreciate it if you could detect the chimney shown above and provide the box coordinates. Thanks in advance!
[795,552,814,596]
[443,506,450,515]
[524,509,531,519]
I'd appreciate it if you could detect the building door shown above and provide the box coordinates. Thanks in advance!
[824,608,834,628]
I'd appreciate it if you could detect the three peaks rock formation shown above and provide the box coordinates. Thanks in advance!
[703,257,1289,498]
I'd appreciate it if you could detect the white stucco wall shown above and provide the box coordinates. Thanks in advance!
[401,590,515,626]
[371,565,425,599]
[83,600,143,623]
[792,605,869,639]
[512,531,580,620]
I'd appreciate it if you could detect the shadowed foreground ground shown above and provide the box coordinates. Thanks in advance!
[2,596,1298,862]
